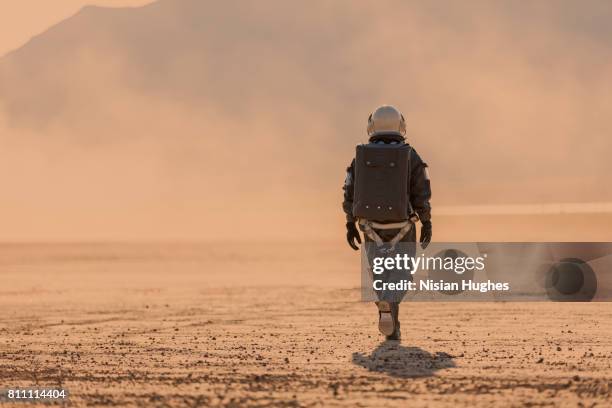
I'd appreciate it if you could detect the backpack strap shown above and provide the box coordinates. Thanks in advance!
[358,219,413,253]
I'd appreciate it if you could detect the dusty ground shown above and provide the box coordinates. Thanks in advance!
[0,242,610,407]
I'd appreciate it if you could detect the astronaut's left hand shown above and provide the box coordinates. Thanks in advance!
[346,222,362,251]
[420,220,432,249]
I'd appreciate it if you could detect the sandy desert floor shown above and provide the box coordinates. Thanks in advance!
[0,242,611,407]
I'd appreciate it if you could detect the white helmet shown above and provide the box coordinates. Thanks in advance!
[367,105,406,138]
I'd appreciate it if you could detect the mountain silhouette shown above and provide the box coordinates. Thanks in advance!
[0,0,375,132]
[1,0,611,240]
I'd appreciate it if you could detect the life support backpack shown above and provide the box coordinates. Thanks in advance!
[352,143,412,222]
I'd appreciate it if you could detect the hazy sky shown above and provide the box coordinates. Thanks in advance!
[1,0,611,241]
[0,1,152,56]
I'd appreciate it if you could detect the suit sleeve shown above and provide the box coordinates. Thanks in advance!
[342,159,356,223]
[409,149,432,222]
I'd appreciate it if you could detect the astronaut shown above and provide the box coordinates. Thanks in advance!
[343,105,432,341]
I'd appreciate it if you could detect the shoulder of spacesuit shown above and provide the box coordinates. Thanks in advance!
[406,145,427,167]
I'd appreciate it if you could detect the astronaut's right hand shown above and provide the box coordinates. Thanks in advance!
[420,220,432,249]
[346,222,362,251]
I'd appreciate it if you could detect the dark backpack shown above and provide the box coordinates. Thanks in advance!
[352,143,411,222]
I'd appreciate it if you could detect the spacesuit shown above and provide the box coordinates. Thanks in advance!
[342,105,432,341]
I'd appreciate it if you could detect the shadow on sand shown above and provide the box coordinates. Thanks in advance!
[352,341,455,378]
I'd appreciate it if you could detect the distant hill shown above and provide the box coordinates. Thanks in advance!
[0,0,374,131]
[0,0,611,240]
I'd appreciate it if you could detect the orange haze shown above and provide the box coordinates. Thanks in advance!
[0,0,611,241]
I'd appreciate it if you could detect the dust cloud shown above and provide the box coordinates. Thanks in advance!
[1,0,611,241]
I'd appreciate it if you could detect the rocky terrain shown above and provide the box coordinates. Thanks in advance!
[1,242,610,407]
